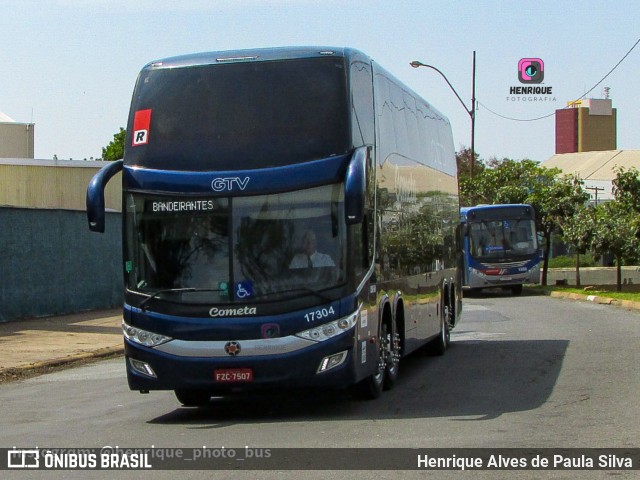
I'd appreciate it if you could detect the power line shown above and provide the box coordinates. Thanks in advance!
[479,37,640,122]
[478,102,556,122]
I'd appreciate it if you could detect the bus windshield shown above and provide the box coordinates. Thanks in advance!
[124,184,346,303]
[468,218,538,260]
[125,57,350,171]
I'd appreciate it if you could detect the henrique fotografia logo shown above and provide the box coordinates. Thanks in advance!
[518,58,544,84]
[507,57,555,102]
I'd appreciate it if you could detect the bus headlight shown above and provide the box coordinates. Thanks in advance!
[295,311,358,343]
[123,321,172,347]
[317,350,348,373]
[470,267,485,278]
[129,358,157,378]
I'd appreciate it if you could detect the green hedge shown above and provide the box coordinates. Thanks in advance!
[547,254,598,269]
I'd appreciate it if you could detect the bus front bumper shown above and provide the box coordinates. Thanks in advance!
[466,267,540,289]
[124,332,358,393]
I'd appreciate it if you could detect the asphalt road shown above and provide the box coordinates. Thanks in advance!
[1,292,639,479]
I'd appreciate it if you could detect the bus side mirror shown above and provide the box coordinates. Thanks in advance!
[86,160,123,233]
[344,147,367,225]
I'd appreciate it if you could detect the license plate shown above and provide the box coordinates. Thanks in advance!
[500,276,513,281]
[214,368,253,382]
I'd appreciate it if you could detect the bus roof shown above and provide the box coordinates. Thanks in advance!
[141,46,364,70]
[460,204,534,220]
[460,204,532,214]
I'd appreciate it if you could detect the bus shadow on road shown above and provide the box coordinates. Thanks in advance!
[148,338,568,426]
[382,338,569,420]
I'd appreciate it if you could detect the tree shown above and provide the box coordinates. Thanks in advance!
[611,167,640,242]
[591,201,639,292]
[612,166,640,213]
[459,157,559,207]
[456,147,485,206]
[101,127,126,161]
[528,173,589,286]
[561,205,596,286]
[588,166,640,291]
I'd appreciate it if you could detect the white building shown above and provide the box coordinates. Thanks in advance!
[543,150,640,205]
[0,111,34,159]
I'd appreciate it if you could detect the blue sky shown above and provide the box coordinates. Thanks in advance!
[1,0,638,163]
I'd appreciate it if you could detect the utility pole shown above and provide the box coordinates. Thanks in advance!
[586,186,605,206]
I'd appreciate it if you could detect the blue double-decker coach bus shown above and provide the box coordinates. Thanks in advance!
[460,204,540,295]
[87,47,461,405]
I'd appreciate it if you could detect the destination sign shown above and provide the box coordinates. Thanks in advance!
[145,199,221,213]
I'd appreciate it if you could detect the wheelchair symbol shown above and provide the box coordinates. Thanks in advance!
[235,282,253,299]
[237,284,249,298]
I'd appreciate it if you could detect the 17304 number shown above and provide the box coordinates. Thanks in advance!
[304,306,336,323]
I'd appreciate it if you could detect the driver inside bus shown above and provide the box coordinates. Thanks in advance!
[289,230,335,269]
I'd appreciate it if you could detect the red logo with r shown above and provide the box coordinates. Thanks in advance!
[132,109,152,146]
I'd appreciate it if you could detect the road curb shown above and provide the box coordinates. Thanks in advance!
[548,291,640,310]
[21,345,124,370]
[611,298,640,311]
[0,345,124,383]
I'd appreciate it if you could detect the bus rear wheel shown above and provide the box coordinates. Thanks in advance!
[175,389,212,407]
[427,303,450,356]
[383,320,400,391]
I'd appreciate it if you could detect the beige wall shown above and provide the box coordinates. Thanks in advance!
[578,108,617,152]
[0,159,121,212]
[0,123,34,158]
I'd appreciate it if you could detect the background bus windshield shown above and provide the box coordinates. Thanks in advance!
[125,57,350,171]
[468,218,537,260]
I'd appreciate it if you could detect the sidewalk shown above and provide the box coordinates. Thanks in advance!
[0,309,123,384]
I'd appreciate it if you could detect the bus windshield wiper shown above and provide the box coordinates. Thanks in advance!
[137,287,223,311]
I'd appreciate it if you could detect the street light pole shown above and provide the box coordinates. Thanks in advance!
[410,51,476,177]
[470,50,476,178]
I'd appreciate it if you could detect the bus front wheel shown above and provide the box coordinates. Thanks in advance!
[353,338,385,400]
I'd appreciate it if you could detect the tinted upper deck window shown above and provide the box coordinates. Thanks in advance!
[125,57,350,171]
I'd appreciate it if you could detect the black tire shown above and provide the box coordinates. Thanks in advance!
[174,389,211,407]
[427,302,450,356]
[382,319,400,391]
[353,335,385,400]
[449,288,458,329]
[511,284,523,295]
